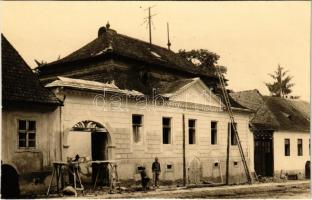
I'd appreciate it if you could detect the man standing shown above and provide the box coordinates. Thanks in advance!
[152,157,161,188]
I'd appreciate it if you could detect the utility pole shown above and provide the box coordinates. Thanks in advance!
[148,7,152,45]
[167,22,171,50]
[143,6,156,47]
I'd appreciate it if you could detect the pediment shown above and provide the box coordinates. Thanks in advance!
[164,78,223,107]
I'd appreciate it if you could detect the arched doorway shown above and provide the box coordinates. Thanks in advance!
[1,164,20,198]
[305,161,310,179]
[67,120,112,185]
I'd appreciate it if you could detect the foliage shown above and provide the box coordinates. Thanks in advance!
[265,64,295,98]
[178,49,227,74]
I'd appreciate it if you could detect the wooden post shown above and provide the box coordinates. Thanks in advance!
[182,114,186,186]
[148,7,152,46]
[226,123,230,185]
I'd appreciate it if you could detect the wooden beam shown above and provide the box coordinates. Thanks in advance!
[226,123,230,185]
[182,114,186,186]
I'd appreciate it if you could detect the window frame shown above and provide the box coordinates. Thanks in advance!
[162,117,172,144]
[297,138,303,156]
[132,114,144,144]
[285,138,290,156]
[211,121,218,145]
[188,119,196,145]
[17,119,37,149]
[228,122,238,146]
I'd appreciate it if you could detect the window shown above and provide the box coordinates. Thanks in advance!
[188,119,196,144]
[228,122,237,145]
[165,163,174,172]
[132,115,143,143]
[18,120,36,148]
[211,121,218,145]
[309,139,310,155]
[285,139,290,156]
[162,117,171,144]
[297,139,303,156]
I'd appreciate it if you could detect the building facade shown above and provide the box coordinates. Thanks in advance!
[37,25,255,184]
[231,90,310,179]
[46,76,254,184]
[1,35,62,195]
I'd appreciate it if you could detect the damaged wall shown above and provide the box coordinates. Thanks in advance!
[1,107,61,181]
[59,89,254,185]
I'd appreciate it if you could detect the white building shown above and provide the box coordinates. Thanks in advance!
[37,25,255,185]
[231,90,310,179]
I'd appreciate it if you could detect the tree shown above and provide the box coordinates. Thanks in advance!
[265,64,295,98]
[178,49,227,74]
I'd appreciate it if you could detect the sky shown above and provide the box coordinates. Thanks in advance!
[1,1,310,101]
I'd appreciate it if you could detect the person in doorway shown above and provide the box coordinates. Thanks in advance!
[152,157,161,188]
[139,166,150,192]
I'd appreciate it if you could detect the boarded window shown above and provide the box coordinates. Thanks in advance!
[298,139,303,156]
[132,115,143,143]
[285,138,290,156]
[162,117,171,144]
[188,119,196,144]
[18,120,36,148]
[228,122,237,145]
[211,121,218,145]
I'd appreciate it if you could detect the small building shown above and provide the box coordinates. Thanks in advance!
[36,25,255,185]
[230,90,310,179]
[1,35,62,194]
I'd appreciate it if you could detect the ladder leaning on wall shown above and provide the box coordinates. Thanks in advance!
[215,66,253,185]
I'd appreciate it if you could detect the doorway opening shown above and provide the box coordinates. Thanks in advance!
[254,130,274,177]
[305,161,310,179]
[68,120,111,185]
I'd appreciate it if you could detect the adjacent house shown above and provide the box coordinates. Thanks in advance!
[36,25,255,184]
[230,89,310,179]
[1,35,62,194]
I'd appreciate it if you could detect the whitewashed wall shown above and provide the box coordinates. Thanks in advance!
[60,90,254,184]
[1,109,61,174]
[273,131,310,176]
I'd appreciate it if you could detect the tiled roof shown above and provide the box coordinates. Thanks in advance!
[46,76,144,96]
[2,35,61,106]
[230,90,310,132]
[37,27,218,79]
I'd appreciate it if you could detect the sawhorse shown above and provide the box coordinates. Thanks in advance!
[46,162,67,196]
[91,160,121,193]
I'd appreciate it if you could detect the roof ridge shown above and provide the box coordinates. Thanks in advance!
[116,32,173,52]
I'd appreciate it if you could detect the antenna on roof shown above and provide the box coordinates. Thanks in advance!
[143,6,157,47]
[167,22,171,50]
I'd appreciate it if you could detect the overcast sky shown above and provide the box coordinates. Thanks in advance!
[1,1,310,101]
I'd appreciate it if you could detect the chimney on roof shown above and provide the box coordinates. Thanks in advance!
[98,24,117,38]
[98,26,107,37]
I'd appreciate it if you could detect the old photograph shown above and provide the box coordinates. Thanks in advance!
[0,1,310,199]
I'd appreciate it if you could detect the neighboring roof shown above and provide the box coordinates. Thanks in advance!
[230,90,310,132]
[1,35,61,106]
[46,76,144,96]
[37,27,217,79]
[287,99,310,120]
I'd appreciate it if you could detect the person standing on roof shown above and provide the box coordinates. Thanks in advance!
[152,157,161,188]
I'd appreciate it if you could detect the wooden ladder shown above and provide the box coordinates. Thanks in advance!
[216,67,253,184]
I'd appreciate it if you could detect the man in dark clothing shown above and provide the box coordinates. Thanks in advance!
[152,157,161,188]
[139,166,149,192]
